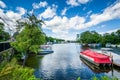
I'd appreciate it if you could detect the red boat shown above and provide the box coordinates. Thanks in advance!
[80,49,112,66]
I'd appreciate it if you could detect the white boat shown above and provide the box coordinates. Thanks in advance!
[38,45,54,55]
[80,49,112,67]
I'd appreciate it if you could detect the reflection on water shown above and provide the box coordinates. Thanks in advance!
[26,43,120,80]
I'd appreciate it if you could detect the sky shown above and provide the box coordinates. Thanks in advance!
[0,0,120,40]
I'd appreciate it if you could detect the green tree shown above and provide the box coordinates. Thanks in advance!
[0,22,10,42]
[79,31,101,44]
[101,32,118,45]
[45,36,65,43]
[91,31,101,43]
[78,29,120,46]
[11,14,46,54]
[80,31,92,43]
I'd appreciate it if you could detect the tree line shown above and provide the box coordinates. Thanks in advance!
[45,36,65,43]
[77,30,120,46]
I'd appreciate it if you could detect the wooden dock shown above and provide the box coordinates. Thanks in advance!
[111,53,120,67]
[93,48,120,67]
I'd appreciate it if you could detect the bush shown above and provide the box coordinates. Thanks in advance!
[0,58,39,80]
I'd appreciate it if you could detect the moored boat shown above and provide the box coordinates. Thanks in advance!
[38,45,54,55]
[80,49,112,67]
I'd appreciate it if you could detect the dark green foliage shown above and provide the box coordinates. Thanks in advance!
[45,36,65,43]
[79,31,101,44]
[0,58,38,80]
[11,14,46,54]
[0,22,10,42]
[78,29,120,46]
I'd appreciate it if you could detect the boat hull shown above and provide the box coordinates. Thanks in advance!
[80,53,99,66]
[38,50,54,55]
[80,56,112,73]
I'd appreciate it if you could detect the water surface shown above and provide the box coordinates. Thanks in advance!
[26,43,120,80]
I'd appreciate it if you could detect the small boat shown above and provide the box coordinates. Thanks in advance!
[38,45,54,55]
[80,49,112,67]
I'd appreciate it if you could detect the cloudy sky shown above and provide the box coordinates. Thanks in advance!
[0,0,120,40]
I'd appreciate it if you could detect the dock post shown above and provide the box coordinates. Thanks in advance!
[110,52,114,76]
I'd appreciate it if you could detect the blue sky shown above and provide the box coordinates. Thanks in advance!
[0,0,120,40]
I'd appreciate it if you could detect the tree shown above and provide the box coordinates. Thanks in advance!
[11,14,46,54]
[116,29,120,44]
[45,36,65,43]
[0,22,10,42]
[78,29,120,46]
[80,31,92,43]
[79,31,101,44]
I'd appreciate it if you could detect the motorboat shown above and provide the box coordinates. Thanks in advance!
[38,45,54,55]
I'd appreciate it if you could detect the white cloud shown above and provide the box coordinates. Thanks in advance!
[6,11,21,21]
[85,1,120,27]
[38,5,57,19]
[44,15,85,30]
[61,8,67,15]
[0,7,26,35]
[16,7,26,15]
[0,1,6,8]
[41,15,85,40]
[32,1,48,9]
[66,0,89,6]
[66,0,79,6]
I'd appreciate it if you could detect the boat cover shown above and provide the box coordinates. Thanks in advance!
[81,50,111,63]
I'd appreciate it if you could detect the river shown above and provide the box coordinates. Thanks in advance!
[26,43,120,80]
